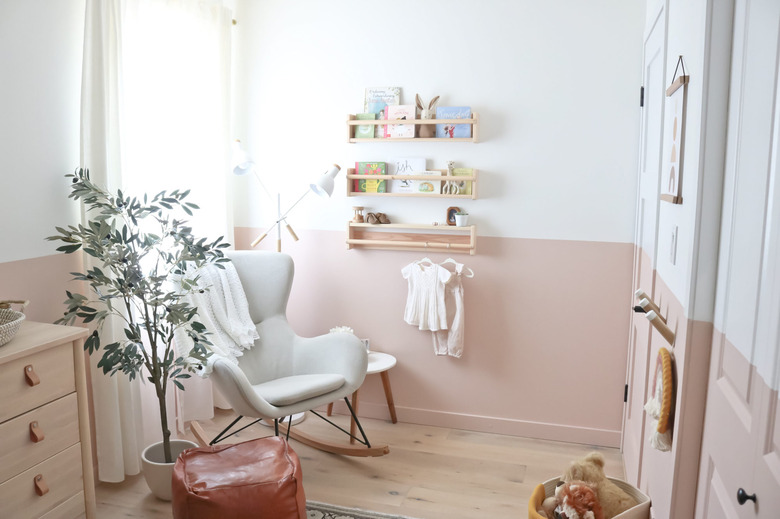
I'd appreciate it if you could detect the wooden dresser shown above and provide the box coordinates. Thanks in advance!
[0,321,96,518]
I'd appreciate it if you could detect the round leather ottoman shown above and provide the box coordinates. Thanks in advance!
[172,436,306,519]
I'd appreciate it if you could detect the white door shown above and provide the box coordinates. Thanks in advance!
[622,6,665,487]
[695,1,780,517]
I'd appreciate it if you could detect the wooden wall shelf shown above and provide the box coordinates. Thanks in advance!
[347,222,476,255]
[347,113,479,143]
[346,168,477,199]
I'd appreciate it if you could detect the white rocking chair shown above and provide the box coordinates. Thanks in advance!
[194,250,388,457]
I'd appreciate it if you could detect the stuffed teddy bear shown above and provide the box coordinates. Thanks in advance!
[537,480,604,519]
[562,452,638,519]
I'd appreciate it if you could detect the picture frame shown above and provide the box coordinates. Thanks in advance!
[446,206,460,226]
[661,57,689,205]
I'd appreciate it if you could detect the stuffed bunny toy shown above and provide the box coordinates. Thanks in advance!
[416,94,440,138]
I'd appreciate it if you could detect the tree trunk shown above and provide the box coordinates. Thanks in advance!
[156,382,172,463]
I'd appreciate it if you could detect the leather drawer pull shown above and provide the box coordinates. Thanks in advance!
[34,474,49,496]
[25,365,40,387]
[29,421,45,443]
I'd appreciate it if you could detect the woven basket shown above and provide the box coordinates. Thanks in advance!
[0,308,26,347]
[529,476,650,519]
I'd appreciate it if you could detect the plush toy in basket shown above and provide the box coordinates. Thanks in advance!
[529,452,651,519]
[0,300,29,347]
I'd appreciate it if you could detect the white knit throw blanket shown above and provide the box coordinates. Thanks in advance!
[174,261,259,374]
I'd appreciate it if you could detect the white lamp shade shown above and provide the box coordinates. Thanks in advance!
[310,164,341,197]
[231,140,255,175]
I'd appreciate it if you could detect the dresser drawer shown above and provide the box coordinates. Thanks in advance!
[40,491,86,519]
[0,443,84,518]
[0,342,75,422]
[0,393,80,484]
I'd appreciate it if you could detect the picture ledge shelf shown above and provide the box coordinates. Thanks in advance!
[347,113,479,143]
[347,222,477,255]
[346,168,478,199]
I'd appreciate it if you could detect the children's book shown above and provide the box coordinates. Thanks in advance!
[435,106,472,138]
[354,113,376,139]
[415,171,442,194]
[388,157,426,193]
[354,162,387,193]
[386,105,416,138]
[451,167,473,196]
[364,87,401,138]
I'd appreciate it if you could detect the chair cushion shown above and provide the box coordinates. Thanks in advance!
[254,374,345,406]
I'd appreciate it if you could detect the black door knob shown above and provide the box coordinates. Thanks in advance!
[737,488,757,505]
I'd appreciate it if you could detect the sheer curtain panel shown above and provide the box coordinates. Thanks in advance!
[80,0,232,482]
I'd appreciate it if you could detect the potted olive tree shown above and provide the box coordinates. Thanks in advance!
[49,168,229,499]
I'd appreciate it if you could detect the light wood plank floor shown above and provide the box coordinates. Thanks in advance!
[95,409,624,518]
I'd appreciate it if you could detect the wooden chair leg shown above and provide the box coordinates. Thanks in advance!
[326,402,333,416]
[380,371,398,424]
[188,421,209,448]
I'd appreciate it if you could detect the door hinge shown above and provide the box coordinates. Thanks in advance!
[640,86,645,107]
[624,384,629,403]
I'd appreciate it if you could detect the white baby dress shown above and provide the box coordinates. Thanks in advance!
[402,258,473,358]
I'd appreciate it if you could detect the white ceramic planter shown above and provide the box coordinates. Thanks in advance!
[141,439,198,501]
[454,214,469,227]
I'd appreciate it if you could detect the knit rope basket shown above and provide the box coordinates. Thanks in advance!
[0,300,28,347]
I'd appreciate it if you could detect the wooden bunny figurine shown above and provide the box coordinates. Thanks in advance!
[416,94,440,138]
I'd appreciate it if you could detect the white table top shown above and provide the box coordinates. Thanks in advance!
[366,351,397,375]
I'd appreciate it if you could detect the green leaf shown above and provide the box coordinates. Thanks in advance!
[56,244,82,254]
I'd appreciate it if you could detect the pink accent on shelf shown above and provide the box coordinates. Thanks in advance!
[235,227,633,446]
[0,253,84,324]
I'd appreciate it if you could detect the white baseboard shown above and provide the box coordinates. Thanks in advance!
[326,401,621,448]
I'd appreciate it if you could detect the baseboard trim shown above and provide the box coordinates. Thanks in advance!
[327,401,621,448]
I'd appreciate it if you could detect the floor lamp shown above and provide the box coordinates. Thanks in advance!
[232,141,341,252]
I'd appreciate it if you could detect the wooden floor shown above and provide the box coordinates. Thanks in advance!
[95,409,624,519]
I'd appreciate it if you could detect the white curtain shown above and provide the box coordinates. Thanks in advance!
[80,0,232,482]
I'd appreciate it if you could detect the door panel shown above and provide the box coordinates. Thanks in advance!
[622,9,665,487]
[696,0,780,517]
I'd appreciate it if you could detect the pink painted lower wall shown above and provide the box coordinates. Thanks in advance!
[235,227,634,447]
[0,253,84,323]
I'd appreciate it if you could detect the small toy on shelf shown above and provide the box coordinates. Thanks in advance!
[352,206,365,223]
[415,94,440,138]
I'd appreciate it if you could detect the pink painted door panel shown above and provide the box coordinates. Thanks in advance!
[622,8,665,488]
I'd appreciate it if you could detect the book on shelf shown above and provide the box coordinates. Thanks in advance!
[353,162,387,193]
[435,106,472,138]
[385,104,416,138]
[364,87,400,138]
[415,171,442,194]
[354,113,376,139]
[388,157,426,193]
[451,167,473,196]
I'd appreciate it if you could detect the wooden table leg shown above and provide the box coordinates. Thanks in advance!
[326,402,333,416]
[380,371,397,423]
[349,390,359,444]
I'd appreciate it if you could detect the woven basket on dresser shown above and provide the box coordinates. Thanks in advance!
[0,308,26,346]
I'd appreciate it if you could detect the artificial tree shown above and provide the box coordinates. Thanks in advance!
[49,167,229,463]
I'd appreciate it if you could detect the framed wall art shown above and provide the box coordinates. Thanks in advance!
[661,56,689,205]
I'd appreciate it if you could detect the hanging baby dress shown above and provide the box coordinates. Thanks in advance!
[401,258,452,332]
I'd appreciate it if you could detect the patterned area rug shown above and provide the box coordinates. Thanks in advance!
[306,501,419,519]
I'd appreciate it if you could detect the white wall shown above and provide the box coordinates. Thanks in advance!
[0,0,85,263]
[231,0,644,245]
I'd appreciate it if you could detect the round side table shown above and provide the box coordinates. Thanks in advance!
[327,351,398,442]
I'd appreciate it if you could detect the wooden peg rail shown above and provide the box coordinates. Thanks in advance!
[347,222,477,255]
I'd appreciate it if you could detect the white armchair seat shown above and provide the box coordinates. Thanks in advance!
[254,374,345,407]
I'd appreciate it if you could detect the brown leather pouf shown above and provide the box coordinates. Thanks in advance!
[172,436,306,519]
